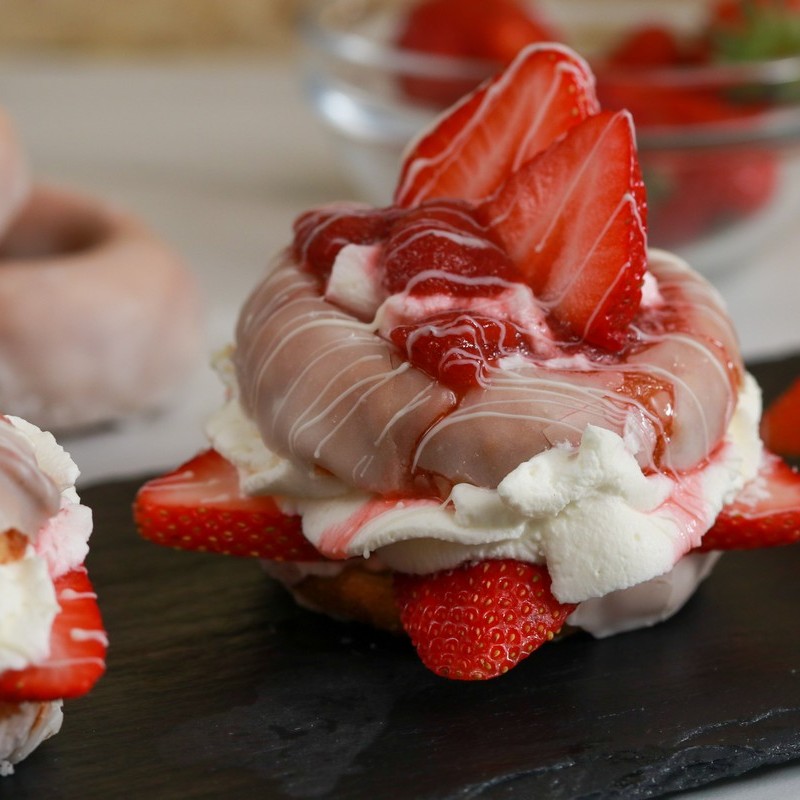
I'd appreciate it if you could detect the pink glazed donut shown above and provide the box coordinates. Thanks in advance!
[0,184,203,431]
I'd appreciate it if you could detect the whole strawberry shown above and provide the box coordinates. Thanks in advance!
[394,560,575,680]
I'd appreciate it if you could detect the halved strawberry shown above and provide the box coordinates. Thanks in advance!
[479,110,646,351]
[0,568,106,702]
[394,44,600,208]
[697,451,800,551]
[134,449,323,561]
[393,559,575,680]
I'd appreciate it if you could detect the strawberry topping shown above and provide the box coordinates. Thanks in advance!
[134,449,323,561]
[380,199,517,296]
[0,568,106,702]
[480,110,647,350]
[292,205,395,280]
[697,452,800,551]
[394,559,575,680]
[390,311,531,391]
[394,44,600,207]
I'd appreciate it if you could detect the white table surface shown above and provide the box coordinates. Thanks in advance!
[1,55,798,799]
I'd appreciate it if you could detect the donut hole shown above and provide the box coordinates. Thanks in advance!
[0,187,110,260]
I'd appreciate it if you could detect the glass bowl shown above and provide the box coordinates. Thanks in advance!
[299,0,800,277]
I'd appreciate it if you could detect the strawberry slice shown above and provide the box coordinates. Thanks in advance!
[134,449,323,561]
[480,110,647,351]
[697,451,800,551]
[393,559,575,680]
[761,377,800,457]
[0,568,106,702]
[394,43,600,208]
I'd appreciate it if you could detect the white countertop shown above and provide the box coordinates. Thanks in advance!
[0,55,798,799]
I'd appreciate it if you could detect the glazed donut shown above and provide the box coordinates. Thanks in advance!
[0,110,29,239]
[234,249,741,494]
[0,185,202,432]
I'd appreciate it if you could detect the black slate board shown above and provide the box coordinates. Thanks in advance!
[4,355,800,800]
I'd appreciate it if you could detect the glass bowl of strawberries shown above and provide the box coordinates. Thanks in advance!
[300,0,800,276]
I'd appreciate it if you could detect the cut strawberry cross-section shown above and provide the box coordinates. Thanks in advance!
[480,109,647,351]
[394,43,600,208]
[134,449,323,561]
[393,559,575,680]
[697,451,800,551]
[0,568,106,703]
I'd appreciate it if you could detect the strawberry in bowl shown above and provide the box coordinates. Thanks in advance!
[136,43,800,681]
[301,0,800,276]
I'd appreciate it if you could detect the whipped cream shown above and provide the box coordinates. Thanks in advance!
[0,417,93,673]
[208,357,761,608]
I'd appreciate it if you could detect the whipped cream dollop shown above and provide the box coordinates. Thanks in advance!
[0,417,92,673]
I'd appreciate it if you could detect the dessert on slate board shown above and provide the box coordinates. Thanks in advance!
[135,44,800,680]
[0,415,106,774]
